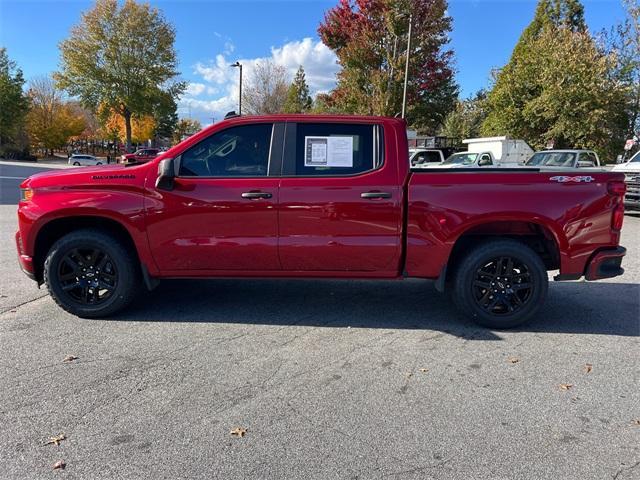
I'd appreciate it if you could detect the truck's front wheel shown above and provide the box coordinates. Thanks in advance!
[452,239,548,329]
[44,229,139,318]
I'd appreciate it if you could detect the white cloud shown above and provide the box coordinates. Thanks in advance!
[180,38,339,124]
[185,82,206,96]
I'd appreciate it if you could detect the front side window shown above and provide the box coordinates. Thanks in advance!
[179,123,273,177]
[294,123,376,176]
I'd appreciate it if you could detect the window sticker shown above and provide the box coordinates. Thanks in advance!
[304,136,354,167]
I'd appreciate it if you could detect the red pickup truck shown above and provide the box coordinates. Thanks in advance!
[16,115,627,328]
[120,148,160,164]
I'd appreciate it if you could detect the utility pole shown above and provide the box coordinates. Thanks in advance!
[231,61,243,115]
[401,13,412,119]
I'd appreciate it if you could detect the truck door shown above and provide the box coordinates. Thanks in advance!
[278,121,402,273]
[144,122,282,272]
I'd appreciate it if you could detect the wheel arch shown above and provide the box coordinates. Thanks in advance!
[32,216,141,284]
[443,220,562,284]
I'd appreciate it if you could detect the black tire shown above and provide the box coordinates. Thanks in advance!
[73,162,80,166]
[43,229,140,318]
[451,239,548,329]
[96,162,102,165]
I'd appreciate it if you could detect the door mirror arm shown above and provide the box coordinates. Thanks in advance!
[156,158,176,191]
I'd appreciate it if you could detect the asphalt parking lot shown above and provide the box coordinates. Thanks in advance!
[0,162,639,479]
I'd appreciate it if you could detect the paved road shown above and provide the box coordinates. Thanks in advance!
[0,179,638,479]
[0,162,64,205]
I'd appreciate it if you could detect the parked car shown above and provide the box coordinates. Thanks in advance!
[525,150,601,169]
[423,137,534,168]
[16,115,627,328]
[68,154,103,166]
[120,148,160,164]
[612,150,640,210]
[409,148,445,167]
[429,151,497,168]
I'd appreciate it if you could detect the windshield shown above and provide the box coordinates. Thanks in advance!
[443,153,478,165]
[526,152,576,167]
[629,151,640,163]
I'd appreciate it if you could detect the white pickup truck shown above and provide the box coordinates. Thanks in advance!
[612,150,640,210]
[424,136,534,168]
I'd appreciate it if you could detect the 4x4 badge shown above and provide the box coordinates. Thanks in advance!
[549,175,595,183]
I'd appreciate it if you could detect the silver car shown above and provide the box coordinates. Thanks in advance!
[68,154,103,166]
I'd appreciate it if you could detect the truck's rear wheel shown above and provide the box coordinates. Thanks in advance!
[452,239,548,329]
[44,229,139,318]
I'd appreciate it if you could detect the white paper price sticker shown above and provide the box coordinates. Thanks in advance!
[305,136,353,167]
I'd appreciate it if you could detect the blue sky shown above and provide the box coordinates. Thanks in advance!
[0,0,628,126]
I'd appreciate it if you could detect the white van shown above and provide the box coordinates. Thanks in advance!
[426,137,534,168]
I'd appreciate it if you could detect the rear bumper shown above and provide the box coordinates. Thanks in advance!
[584,246,626,281]
[15,230,36,280]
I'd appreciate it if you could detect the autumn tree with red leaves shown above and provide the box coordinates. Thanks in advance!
[318,0,458,133]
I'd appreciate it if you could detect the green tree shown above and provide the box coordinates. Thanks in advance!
[482,0,623,159]
[55,0,185,152]
[283,66,313,113]
[439,90,487,140]
[318,0,458,133]
[153,94,179,143]
[0,48,29,154]
[605,0,640,142]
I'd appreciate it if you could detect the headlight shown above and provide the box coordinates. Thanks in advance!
[20,188,34,202]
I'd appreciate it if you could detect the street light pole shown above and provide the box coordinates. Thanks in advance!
[231,61,243,115]
[401,13,412,119]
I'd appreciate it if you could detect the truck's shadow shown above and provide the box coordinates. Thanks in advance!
[116,278,639,339]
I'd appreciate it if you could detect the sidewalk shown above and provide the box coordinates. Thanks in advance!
[0,158,71,169]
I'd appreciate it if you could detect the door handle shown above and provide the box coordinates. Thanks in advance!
[241,191,272,199]
[360,191,392,199]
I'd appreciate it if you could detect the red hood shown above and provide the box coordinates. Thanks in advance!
[20,163,153,189]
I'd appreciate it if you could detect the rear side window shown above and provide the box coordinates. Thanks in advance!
[424,151,441,163]
[179,124,273,177]
[293,123,378,176]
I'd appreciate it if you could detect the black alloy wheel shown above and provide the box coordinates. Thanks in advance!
[452,239,548,329]
[57,247,118,305]
[44,229,140,317]
[472,256,533,315]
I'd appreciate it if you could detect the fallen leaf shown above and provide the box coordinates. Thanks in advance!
[405,372,413,378]
[559,383,573,391]
[584,364,593,373]
[632,419,640,426]
[507,357,520,364]
[230,427,247,437]
[44,434,66,446]
[419,368,429,373]
[63,355,78,363]
[52,460,66,470]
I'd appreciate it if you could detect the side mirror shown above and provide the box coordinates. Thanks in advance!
[156,158,176,191]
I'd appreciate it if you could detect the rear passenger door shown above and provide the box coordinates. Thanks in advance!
[278,121,402,273]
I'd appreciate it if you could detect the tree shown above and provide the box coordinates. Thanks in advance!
[26,77,86,155]
[283,66,313,113]
[172,118,202,144]
[99,106,156,145]
[153,94,179,143]
[55,0,185,152]
[439,90,487,140]
[242,59,289,115]
[318,0,458,133]
[482,0,624,159]
[0,48,29,153]
[605,0,640,142]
